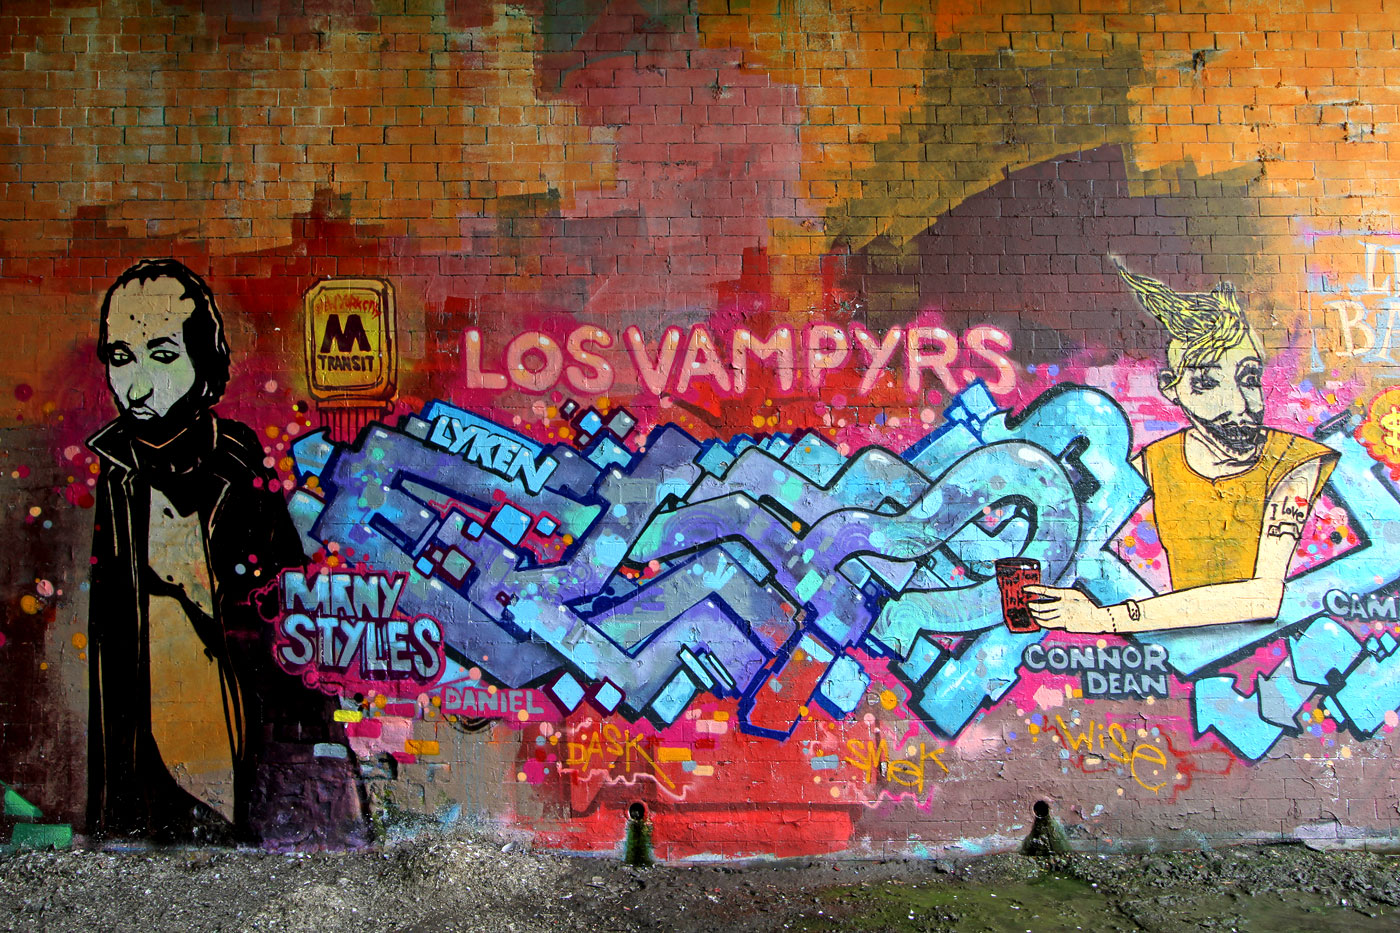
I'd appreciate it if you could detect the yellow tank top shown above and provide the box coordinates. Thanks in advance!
[1140,429,1338,590]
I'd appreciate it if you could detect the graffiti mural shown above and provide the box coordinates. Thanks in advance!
[6,2,1400,860]
[275,356,1399,763]
[179,255,1389,855]
[54,257,1400,854]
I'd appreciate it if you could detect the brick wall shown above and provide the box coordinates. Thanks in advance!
[3,0,1400,857]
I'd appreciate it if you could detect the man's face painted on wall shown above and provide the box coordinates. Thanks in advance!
[103,277,198,421]
[1162,335,1265,457]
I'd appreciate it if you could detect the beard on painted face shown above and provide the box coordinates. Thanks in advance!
[1199,407,1265,457]
[122,389,208,446]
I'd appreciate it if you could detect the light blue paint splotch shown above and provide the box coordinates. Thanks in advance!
[550,672,586,711]
[795,569,824,604]
[818,655,870,715]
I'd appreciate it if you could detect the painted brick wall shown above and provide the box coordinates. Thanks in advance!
[3,0,1400,857]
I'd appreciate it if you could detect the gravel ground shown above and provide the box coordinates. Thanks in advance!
[3,833,1400,932]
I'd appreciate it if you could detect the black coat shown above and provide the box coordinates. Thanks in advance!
[87,413,368,846]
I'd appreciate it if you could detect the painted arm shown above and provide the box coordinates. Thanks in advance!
[1025,458,1322,634]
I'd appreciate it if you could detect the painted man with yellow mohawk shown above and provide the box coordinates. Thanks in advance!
[1026,262,1339,634]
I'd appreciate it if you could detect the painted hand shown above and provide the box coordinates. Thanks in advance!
[1023,585,1112,634]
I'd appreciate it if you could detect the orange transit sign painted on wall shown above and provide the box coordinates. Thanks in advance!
[303,278,397,406]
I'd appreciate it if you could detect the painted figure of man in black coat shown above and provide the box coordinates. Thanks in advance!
[87,259,367,846]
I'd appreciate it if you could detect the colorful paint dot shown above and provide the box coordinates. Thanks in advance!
[19,595,40,615]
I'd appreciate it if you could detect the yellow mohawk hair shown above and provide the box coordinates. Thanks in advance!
[1113,259,1249,372]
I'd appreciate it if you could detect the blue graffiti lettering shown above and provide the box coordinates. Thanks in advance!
[286,384,1400,760]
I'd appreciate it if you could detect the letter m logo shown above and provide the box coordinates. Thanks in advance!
[320,313,372,353]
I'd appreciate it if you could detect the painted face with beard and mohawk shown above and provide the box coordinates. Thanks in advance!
[1114,261,1268,464]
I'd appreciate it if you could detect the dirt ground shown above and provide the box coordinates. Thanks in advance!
[4,833,1400,933]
